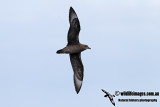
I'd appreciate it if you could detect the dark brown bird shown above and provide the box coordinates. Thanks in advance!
[56,7,91,94]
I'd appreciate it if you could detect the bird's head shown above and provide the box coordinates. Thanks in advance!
[83,45,91,50]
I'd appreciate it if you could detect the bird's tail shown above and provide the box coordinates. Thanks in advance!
[56,49,64,54]
[74,73,83,94]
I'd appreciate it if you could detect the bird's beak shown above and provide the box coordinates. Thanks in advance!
[88,47,91,49]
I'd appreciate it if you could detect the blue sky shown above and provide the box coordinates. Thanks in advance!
[0,0,160,107]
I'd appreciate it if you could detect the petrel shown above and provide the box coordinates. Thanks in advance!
[102,89,115,106]
[56,7,91,94]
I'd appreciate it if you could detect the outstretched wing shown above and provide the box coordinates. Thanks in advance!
[109,97,115,106]
[70,53,84,94]
[67,7,81,45]
[69,7,78,24]
[102,89,108,94]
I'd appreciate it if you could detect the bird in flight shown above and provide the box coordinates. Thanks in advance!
[102,89,115,106]
[56,7,91,94]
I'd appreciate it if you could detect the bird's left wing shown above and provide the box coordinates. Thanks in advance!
[70,53,83,94]
[69,7,78,24]
[67,7,81,45]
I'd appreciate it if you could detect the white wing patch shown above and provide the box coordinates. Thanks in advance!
[70,13,78,23]
[69,7,78,23]
[74,74,82,93]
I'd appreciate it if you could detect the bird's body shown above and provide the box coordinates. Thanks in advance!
[57,43,89,54]
[56,7,90,94]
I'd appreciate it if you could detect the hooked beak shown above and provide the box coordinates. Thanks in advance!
[88,47,91,49]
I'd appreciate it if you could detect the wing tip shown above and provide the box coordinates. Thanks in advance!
[74,74,83,94]
[75,87,81,94]
[112,101,115,106]
[70,6,73,10]
[76,88,80,94]
[102,89,105,92]
[69,7,78,23]
[69,6,74,13]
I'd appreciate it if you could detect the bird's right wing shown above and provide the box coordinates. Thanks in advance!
[109,98,115,106]
[70,53,83,94]
[67,7,81,45]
